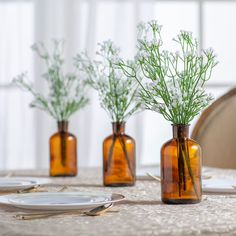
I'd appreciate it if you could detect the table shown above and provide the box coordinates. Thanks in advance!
[0,168,236,236]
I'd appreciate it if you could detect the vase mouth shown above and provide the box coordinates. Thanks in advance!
[112,122,125,134]
[172,124,189,138]
[171,124,190,127]
[111,121,126,125]
[57,121,69,132]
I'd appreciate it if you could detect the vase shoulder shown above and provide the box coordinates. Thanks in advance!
[162,137,200,148]
[161,138,201,161]
[50,131,76,140]
[161,138,175,149]
[103,133,135,143]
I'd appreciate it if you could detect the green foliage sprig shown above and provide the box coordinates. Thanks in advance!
[13,40,89,121]
[118,20,218,125]
[74,40,142,122]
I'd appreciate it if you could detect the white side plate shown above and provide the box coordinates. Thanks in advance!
[203,178,236,193]
[0,178,51,191]
[0,192,125,210]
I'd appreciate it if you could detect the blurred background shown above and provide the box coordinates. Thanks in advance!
[0,0,234,170]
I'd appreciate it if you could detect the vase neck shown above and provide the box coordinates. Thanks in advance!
[112,122,125,135]
[172,124,189,139]
[57,121,68,132]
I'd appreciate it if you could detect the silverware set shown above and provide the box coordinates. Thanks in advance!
[11,186,117,220]
[14,203,115,220]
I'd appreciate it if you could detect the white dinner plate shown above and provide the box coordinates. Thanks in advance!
[0,178,51,192]
[0,192,125,210]
[202,178,236,193]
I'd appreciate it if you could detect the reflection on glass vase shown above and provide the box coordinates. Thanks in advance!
[103,122,136,186]
[50,121,77,177]
[161,124,202,204]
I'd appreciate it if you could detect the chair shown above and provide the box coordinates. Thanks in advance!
[192,88,236,169]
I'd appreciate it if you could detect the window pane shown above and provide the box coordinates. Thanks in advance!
[204,2,236,85]
[0,1,34,84]
[96,1,136,57]
[0,89,36,169]
[140,1,199,50]
[0,1,35,169]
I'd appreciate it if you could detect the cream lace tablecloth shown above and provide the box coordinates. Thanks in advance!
[0,168,236,236]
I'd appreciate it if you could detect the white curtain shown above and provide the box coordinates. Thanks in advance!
[32,0,149,169]
[0,0,231,170]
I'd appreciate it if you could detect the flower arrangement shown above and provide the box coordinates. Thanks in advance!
[13,40,89,122]
[74,40,141,186]
[118,20,218,203]
[118,20,218,125]
[13,40,88,177]
[74,40,142,123]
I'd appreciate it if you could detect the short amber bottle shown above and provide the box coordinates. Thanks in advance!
[103,122,136,186]
[161,125,202,204]
[50,121,77,177]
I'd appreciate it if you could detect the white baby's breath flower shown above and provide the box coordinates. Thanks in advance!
[183,51,192,58]
[117,20,217,125]
[148,82,157,88]
[152,104,161,112]
[139,103,146,111]
[135,50,149,61]
[149,20,162,32]
[175,51,181,57]
[137,21,146,32]
[15,40,89,121]
[162,50,168,56]
[180,30,193,37]
[75,40,142,122]
[203,47,217,58]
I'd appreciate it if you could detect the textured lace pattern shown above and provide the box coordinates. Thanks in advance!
[0,168,236,236]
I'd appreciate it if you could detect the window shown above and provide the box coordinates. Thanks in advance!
[0,0,234,169]
[0,0,35,169]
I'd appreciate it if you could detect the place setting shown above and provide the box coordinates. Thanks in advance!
[0,176,125,220]
[145,172,236,194]
[0,191,124,220]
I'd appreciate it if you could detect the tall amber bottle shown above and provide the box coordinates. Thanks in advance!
[103,122,136,186]
[50,121,77,177]
[161,125,202,204]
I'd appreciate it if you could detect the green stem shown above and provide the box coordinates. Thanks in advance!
[61,132,66,166]
[180,140,199,199]
[119,136,134,177]
[106,136,117,174]
[177,139,187,197]
[179,140,187,191]
[177,141,182,196]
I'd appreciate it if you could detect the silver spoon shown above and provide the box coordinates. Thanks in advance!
[14,203,114,220]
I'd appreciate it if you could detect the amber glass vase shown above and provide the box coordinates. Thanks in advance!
[103,122,136,186]
[50,121,77,177]
[161,124,202,204]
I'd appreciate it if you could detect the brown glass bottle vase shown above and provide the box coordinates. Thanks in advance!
[103,122,136,186]
[161,124,202,204]
[50,121,77,177]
